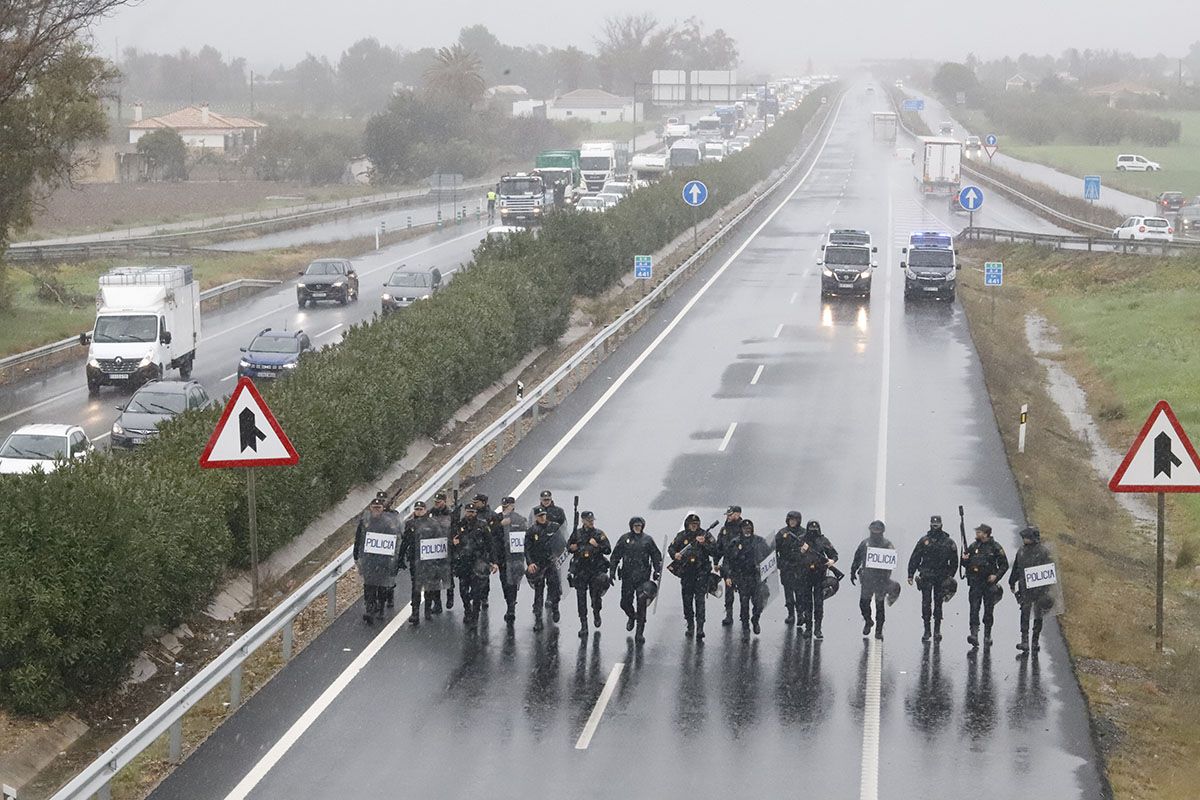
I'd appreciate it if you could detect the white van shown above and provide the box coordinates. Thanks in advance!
[1115,154,1161,172]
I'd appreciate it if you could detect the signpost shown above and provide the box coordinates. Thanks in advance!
[682,180,708,246]
[1109,400,1200,652]
[902,99,925,112]
[634,255,653,280]
[983,134,998,162]
[984,260,1002,322]
[200,377,300,607]
[1084,175,1102,202]
[959,185,984,229]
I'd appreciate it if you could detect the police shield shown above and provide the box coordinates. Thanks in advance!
[359,512,402,589]
[755,542,778,608]
[1020,547,1065,617]
[412,517,452,593]
[547,522,569,583]
[504,518,528,586]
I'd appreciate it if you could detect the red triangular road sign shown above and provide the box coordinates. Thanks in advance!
[983,144,998,159]
[1109,400,1200,493]
[199,377,299,469]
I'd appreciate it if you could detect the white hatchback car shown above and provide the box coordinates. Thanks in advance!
[1113,216,1174,242]
[1115,154,1161,172]
[0,424,94,475]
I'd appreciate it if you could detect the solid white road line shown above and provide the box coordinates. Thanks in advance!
[750,365,764,385]
[222,604,413,800]
[859,638,883,800]
[789,292,797,304]
[222,97,846,796]
[717,422,737,452]
[315,323,344,338]
[874,193,893,521]
[773,323,783,338]
[574,662,625,750]
[0,387,78,424]
[221,373,238,382]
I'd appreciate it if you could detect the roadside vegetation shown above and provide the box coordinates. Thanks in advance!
[959,242,1200,800]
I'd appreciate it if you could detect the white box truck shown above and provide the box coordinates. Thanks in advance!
[80,265,201,394]
[917,136,962,196]
[872,111,898,143]
[579,141,631,193]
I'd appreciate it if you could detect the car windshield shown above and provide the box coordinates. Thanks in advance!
[830,231,870,245]
[1163,193,1182,200]
[909,249,956,268]
[671,150,701,167]
[579,157,610,170]
[305,261,344,275]
[249,335,301,354]
[500,178,541,194]
[127,390,186,415]
[387,272,432,288]
[0,433,67,460]
[93,314,157,343]
[824,247,871,266]
[579,198,604,208]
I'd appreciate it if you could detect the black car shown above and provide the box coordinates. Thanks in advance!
[111,380,212,449]
[381,267,443,314]
[1157,192,1185,213]
[1177,199,1200,235]
[238,328,314,381]
[297,259,359,307]
[820,244,876,297]
[901,246,960,301]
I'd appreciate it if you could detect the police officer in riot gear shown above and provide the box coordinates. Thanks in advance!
[962,523,1009,648]
[399,500,440,625]
[715,505,743,626]
[452,505,497,626]
[472,493,501,610]
[530,489,567,529]
[1009,526,1053,654]
[796,520,839,640]
[567,511,611,638]
[493,496,526,625]
[726,519,769,635]
[907,515,959,642]
[525,506,563,631]
[668,513,717,639]
[610,517,663,644]
[429,490,455,611]
[353,492,402,625]
[851,520,895,640]
[775,511,805,626]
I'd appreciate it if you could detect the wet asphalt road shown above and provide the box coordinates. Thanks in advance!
[0,223,486,444]
[145,88,1106,800]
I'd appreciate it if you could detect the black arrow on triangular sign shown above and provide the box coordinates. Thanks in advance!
[1154,431,1182,478]
[239,407,267,453]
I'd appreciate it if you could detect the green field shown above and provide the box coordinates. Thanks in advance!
[1005,111,1200,200]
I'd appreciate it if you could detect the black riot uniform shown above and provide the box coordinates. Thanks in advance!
[353,493,402,625]
[472,494,502,610]
[567,511,611,637]
[851,520,896,640]
[609,517,663,644]
[726,519,770,635]
[907,515,959,642]
[492,497,527,625]
[961,523,1009,648]
[668,514,717,638]
[775,511,805,626]
[796,520,839,640]
[530,489,568,529]
[452,508,496,626]
[1009,527,1053,654]
[525,508,563,631]
[428,491,456,610]
[399,500,442,625]
[714,506,743,626]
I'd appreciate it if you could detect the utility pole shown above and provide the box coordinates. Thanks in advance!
[250,69,255,114]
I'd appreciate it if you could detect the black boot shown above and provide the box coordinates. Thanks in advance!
[862,618,873,637]
[1032,620,1043,652]
[934,618,943,641]
[504,603,516,624]
[685,619,695,637]
[446,587,454,609]
[551,605,560,624]
[722,609,734,627]
[922,620,932,642]
[363,612,374,625]
[593,609,602,628]
[533,613,544,632]
[626,615,636,632]
[635,620,646,644]
[813,622,824,640]
[984,624,993,647]
[696,624,705,640]
[1016,632,1030,652]
[784,605,796,626]
[752,617,761,635]
[967,626,979,648]
[433,596,443,614]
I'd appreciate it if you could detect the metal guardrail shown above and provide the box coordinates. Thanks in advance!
[0,279,282,375]
[961,226,1200,255]
[49,97,841,800]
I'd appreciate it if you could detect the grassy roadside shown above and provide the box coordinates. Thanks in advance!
[958,242,1200,800]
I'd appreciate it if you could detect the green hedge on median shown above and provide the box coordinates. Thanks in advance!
[0,91,830,714]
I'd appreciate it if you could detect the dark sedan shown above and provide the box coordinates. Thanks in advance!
[111,380,212,449]
[297,259,359,307]
[238,329,313,381]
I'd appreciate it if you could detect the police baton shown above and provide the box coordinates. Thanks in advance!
[958,505,968,579]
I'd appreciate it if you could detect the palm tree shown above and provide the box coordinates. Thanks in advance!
[423,44,486,107]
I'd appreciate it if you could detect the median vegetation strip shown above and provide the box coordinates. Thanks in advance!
[959,242,1200,800]
[0,92,828,716]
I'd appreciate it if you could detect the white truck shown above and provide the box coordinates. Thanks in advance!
[630,153,668,186]
[702,141,726,163]
[668,138,702,170]
[81,266,201,394]
[579,141,630,193]
[917,137,962,196]
[872,111,898,143]
[663,123,691,148]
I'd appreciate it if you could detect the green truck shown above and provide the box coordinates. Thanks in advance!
[533,150,582,206]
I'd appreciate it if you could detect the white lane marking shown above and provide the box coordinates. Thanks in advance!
[221,373,238,382]
[0,387,79,424]
[222,603,413,800]
[875,193,893,520]
[509,97,844,502]
[790,292,797,304]
[718,422,737,452]
[222,100,845,796]
[93,432,110,442]
[574,662,625,750]
[773,323,784,338]
[750,365,764,385]
[315,323,344,338]
[859,638,883,800]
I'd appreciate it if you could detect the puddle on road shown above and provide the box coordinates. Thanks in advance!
[1024,313,1154,527]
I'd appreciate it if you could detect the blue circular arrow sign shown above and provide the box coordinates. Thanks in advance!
[958,185,984,211]
[682,180,708,207]
[984,133,998,147]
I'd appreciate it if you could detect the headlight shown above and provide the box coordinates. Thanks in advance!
[138,355,153,367]
[381,293,392,301]
[333,281,345,287]
[239,360,251,369]
[297,283,308,289]
[860,269,872,280]
[112,422,124,436]
[821,266,834,277]
[282,361,299,370]
[88,358,100,368]
[905,267,919,280]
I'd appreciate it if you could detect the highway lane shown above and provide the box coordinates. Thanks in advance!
[144,86,1106,800]
[0,223,487,444]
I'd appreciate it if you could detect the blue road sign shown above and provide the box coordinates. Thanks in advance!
[959,185,985,211]
[902,99,925,111]
[682,180,708,207]
[1084,175,1102,201]
[984,262,1003,286]
[985,133,998,147]
[634,255,653,279]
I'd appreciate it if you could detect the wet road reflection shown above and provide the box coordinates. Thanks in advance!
[673,641,709,737]
[719,633,761,738]
[775,630,827,732]
[905,643,955,737]
[524,627,561,739]
[962,647,998,746]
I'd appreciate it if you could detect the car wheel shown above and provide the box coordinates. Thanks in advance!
[1117,165,1126,171]
[298,298,307,309]
[339,292,348,306]
[87,380,100,397]
[179,357,193,380]
[946,289,956,302]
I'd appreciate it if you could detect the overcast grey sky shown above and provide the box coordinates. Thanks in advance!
[92,0,1197,72]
